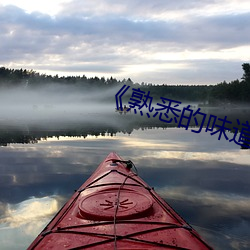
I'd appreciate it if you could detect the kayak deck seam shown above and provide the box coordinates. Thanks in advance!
[79,182,143,190]
[79,169,151,192]
[54,225,191,250]
[57,220,186,230]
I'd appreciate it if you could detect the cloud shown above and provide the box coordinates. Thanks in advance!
[0,1,250,84]
[58,0,245,19]
[3,4,248,48]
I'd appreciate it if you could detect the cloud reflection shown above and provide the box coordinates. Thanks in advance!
[0,196,62,249]
[153,150,250,166]
[157,186,250,216]
[0,196,59,229]
[156,186,250,250]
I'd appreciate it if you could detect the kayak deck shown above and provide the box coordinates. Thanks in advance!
[28,152,213,249]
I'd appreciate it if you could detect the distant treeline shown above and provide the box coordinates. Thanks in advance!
[209,63,250,104]
[0,63,249,104]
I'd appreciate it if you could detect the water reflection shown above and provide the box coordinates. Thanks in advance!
[1,196,59,228]
[0,196,62,250]
[0,108,250,148]
[0,127,250,249]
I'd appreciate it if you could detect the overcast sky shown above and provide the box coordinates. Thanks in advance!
[0,0,250,85]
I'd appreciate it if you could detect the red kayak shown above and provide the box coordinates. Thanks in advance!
[28,152,213,249]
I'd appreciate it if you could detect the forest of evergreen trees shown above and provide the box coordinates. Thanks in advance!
[209,63,250,104]
[0,63,249,104]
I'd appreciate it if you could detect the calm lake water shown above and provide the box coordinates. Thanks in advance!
[0,111,250,249]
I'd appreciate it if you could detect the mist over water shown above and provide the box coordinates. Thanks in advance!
[0,85,119,125]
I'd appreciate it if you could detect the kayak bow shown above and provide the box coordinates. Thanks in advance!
[28,152,213,249]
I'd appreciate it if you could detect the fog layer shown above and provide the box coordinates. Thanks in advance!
[0,85,118,124]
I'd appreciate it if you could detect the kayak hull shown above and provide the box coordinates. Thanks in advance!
[28,152,213,249]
